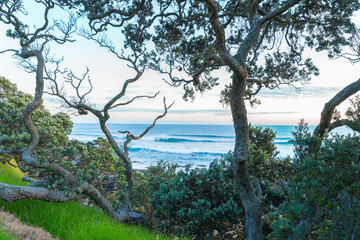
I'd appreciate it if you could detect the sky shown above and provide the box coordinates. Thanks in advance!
[0,2,360,125]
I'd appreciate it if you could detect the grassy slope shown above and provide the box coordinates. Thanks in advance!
[0,162,173,240]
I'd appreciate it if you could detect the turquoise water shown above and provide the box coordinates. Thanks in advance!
[70,124,351,169]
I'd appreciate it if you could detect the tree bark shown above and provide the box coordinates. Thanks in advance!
[0,183,76,203]
[100,121,134,213]
[230,74,262,240]
[328,119,360,133]
[198,1,264,238]
[313,78,360,138]
[15,49,136,222]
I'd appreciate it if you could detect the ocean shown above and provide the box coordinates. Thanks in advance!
[69,124,350,170]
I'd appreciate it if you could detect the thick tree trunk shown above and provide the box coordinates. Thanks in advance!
[230,74,261,240]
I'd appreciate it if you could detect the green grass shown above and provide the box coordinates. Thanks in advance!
[0,162,175,240]
[0,228,18,240]
[0,161,27,186]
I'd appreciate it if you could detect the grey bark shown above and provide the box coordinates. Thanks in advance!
[199,1,301,238]
[12,48,136,222]
[0,183,76,203]
[231,74,262,240]
[313,78,360,138]
[100,122,134,212]
[201,1,264,238]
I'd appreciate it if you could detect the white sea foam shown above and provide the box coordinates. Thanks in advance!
[69,123,354,169]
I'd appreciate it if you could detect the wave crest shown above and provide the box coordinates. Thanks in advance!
[155,138,215,143]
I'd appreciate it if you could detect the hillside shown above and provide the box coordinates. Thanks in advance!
[0,162,174,240]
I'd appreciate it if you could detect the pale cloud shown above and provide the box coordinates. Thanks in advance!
[248,111,299,115]
[258,86,341,99]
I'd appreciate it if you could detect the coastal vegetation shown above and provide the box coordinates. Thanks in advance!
[57,1,360,238]
[0,0,360,239]
[0,161,175,240]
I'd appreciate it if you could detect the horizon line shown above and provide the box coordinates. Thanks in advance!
[72,122,314,126]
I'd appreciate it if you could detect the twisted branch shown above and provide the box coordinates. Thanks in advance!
[119,97,175,154]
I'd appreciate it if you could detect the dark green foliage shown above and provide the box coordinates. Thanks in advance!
[150,164,241,239]
[0,77,72,162]
[0,77,127,205]
[148,0,359,101]
[73,138,126,196]
[131,161,177,213]
[248,125,291,183]
[140,126,292,239]
[270,122,360,240]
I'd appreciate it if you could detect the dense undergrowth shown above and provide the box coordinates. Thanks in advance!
[0,162,174,240]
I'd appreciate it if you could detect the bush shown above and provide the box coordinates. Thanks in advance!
[270,122,360,240]
[136,126,292,239]
[151,164,241,239]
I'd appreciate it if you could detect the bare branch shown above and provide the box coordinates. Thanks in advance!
[29,1,54,44]
[103,71,143,114]
[63,67,93,102]
[119,97,174,153]
[0,49,18,54]
[107,91,160,110]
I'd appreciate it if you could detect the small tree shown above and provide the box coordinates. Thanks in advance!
[270,79,360,239]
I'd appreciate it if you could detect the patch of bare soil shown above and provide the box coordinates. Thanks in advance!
[0,211,58,240]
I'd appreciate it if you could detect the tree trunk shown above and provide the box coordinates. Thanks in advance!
[0,183,76,203]
[100,122,134,212]
[230,74,261,240]
[15,49,137,223]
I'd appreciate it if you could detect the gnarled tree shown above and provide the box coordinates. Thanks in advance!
[148,1,359,239]
[54,0,360,238]
[312,26,360,140]
[42,54,173,218]
[0,0,172,223]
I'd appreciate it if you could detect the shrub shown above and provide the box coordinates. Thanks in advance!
[151,164,241,239]
[270,122,360,240]
[140,126,292,239]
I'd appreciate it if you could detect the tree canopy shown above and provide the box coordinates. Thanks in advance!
[1,0,360,239]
